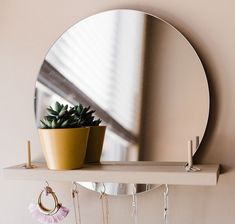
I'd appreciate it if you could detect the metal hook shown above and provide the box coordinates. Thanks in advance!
[164,184,169,196]
[99,183,106,198]
[101,183,106,195]
[43,181,53,196]
[146,184,150,191]
[164,184,169,224]
[99,183,109,224]
[132,184,137,208]
[131,184,138,224]
[72,182,79,198]
[73,182,78,191]
[71,182,81,224]
[132,183,137,194]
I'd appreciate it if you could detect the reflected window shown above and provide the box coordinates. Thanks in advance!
[35,11,146,164]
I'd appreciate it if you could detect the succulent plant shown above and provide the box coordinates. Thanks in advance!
[40,102,79,129]
[73,104,102,126]
[40,101,102,129]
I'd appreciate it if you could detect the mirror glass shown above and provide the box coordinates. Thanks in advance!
[35,9,209,195]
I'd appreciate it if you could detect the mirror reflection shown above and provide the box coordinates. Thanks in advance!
[35,10,209,195]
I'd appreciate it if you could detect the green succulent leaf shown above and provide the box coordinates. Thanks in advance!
[51,119,57,128]
[47,108,58,116]
[68,107,75,115]
[40,102,102,128]
[61,119,69,128]
[42,118,52,127]
[74,104,83,114]
[45,116,55,121]
[58,108,66,117]
[40,119,49,128]
[54,101,62,112]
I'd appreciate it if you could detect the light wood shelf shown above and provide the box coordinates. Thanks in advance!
[3,161,220,186]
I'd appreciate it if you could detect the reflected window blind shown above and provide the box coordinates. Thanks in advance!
[46,11,145,134]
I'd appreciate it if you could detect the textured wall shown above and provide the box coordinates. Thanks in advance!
[1,0,235,223]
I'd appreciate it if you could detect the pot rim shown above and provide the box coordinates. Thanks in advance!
[38,127,90,130]
[86,125,106,128]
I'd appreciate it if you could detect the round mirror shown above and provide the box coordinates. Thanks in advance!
[35,9,209,195]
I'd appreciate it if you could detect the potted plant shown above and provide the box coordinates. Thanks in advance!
[38,102,90,170]
[73,104,106,163]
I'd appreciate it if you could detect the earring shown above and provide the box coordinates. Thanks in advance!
[99,183,109,224]
[131,184,138,224]
[164,184,169,224]
[28,181,69,223]
[72,182,82,224]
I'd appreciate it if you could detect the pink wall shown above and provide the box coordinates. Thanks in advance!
[1,1,234,223]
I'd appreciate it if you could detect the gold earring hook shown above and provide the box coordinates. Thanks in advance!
[164,184,169,195]
[72,182,79,198]
[99,183,106,198]
[101,183,106,194]
[45,181,49,187]
[73,182,78,191]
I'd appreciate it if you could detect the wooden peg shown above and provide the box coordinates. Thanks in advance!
[195,136,200,149]
[27,140,32,168]
[24,140,35,169]
[187,140,193,168]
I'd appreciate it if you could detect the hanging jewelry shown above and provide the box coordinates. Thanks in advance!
[163,184,169,224]
[28,181,69,224]
[72,182,82,224]
[131,184,138,224]
[99,183,109,224]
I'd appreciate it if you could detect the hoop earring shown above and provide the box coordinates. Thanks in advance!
[28,182,69,224]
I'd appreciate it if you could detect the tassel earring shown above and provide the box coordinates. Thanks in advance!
[28,182,69,223]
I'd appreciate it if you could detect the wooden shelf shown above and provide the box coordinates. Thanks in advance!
[3,162,220,186]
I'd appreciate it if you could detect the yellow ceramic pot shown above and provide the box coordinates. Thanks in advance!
[38,127,90,170]
[85,126,106,163]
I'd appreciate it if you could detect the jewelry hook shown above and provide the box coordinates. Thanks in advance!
[72,182,79,198]
[101,183,106,195]
[164,184,169,195]
[73,182,78,191]
[131,184,138,224]
[164,184,169,224]
[45,181,49,187]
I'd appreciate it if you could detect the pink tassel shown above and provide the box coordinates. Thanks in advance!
[28,203,69,224]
